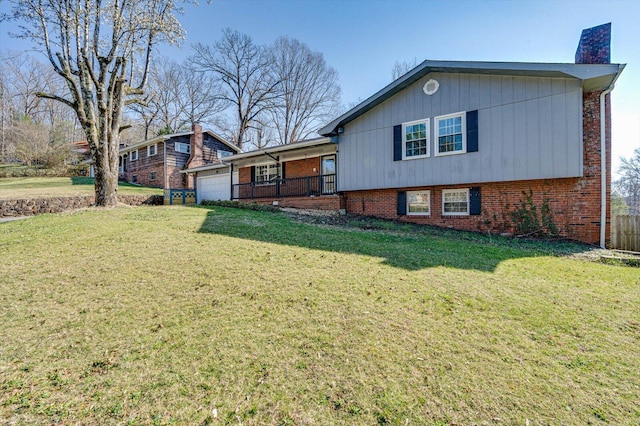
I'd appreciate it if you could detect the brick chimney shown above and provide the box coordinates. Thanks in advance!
[575,23,611,64]
[187,123,204,169]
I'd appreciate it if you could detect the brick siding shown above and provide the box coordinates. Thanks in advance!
[238,195,341,211]
[238,157,321,184]
[123,142,166,188]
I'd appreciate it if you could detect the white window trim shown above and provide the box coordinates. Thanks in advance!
[255,164,280,185]
[218,149,232,158]
[402,118,430,160]
[176,142,190,154]
[147,143,158,157]
[442,188,470,216]
[407,190,431,216]
[434,111,466,157]
[130,150,138,161]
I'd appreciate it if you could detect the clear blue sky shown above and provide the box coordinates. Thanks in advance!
[1,0,638,177]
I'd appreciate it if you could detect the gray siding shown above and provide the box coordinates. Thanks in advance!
[337,72,583,191]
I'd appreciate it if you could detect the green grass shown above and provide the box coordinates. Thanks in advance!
[1,206,638,425]
[0,177,162,199]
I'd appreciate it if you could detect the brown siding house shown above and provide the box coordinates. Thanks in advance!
[119,124,240,190]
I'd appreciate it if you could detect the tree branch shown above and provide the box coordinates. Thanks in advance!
[35,92,76,109]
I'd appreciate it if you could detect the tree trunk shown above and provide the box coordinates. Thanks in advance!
[91,130,120,207]
[94,156,118,207]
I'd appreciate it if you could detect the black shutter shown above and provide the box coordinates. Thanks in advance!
[280,162,286,179]
[393,125,402,161]
[470,187,481,215]
[397,191,407,215]
[466,110,478,153]
[250,166,256,183]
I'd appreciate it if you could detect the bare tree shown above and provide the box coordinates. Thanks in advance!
[1,52,54,120]
[3,0,187,206]
[191,29,280,150]
[7,116,70,170]
[392,58,420,81]
[615,147,640,214]
[1,50,82,161]
[127,58,225,140]
[267,37,341,145]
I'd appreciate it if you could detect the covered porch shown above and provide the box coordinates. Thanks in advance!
[229,137,340,210]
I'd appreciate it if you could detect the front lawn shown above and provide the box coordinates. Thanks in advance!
[0,177,162,199]
[1,206,638,424]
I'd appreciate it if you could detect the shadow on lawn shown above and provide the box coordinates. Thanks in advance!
[71,176,94,185]
[197,207,590,272]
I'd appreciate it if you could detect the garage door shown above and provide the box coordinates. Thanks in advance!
[197,173,230,203]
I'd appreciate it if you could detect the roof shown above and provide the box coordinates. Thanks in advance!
[119,129,241,154]
[181,137,334,174]
[319,60,625,136]
[221,137,332,161]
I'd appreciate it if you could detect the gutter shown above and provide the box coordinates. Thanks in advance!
[599,64,624,249]
[164,140,167,190]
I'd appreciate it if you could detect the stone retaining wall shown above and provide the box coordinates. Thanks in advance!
[0,195,163,218]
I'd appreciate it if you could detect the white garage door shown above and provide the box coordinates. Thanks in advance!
[197,173,231,203]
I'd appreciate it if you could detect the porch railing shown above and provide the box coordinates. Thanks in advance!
[232,174,336,200]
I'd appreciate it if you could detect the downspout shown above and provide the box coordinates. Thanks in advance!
[230,163,234,200]
[599,66,623,249]
[164,141,167,190]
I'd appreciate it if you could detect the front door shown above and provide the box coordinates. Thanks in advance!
[321,155,336,194]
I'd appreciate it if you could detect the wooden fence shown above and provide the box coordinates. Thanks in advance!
[611,215,640,252]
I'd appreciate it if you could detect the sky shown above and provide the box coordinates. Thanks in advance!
[1,0,639,178]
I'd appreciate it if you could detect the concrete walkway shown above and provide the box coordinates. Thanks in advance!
[0,216,32,223]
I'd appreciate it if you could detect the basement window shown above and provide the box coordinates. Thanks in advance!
[407,190,430,216]
[442,189,469,216]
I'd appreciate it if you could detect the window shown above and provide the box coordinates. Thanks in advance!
[147,144,157,156]
[130,150,138,161]
[407,191,430,216]
[132,175,138,183]
[435,112,466,156]
[150,171,156,181]
[403,119,429,159]
[175,142,190,154]
[218,150,233,158]
[255,164,280,185]
[442,189,470,216]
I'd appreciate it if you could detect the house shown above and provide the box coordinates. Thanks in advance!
[119,124,241,192]
[316,23,623,247]
[186,24,622,246]
[184,137,339,209]
[69,141,92,176]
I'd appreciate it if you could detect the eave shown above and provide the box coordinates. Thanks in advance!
[319,60,625,136]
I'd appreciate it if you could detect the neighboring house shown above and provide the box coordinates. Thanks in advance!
[184,137,339,209]
[119,124,240,190]
[317,23,623,246]
[69,141,92,176]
